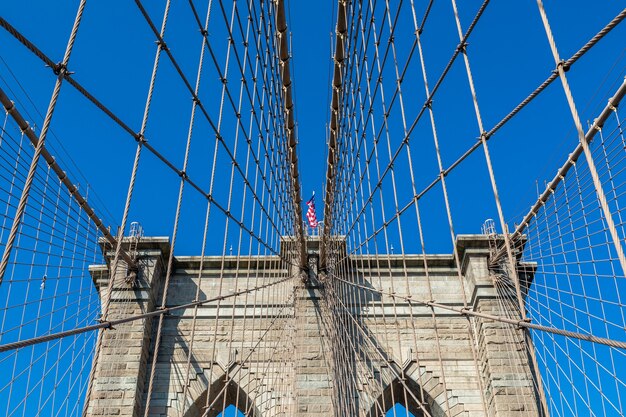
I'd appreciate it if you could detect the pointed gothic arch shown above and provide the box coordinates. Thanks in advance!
[366,377,447,417]
[183,376,259,417]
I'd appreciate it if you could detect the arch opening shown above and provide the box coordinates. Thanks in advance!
[386,404,417,417]
[367,377,448,417]
[217,404,246,417]
[183,377,258,417]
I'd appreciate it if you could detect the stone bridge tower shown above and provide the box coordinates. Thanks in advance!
[84,235,543,417]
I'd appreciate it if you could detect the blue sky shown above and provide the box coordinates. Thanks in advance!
[0,1,625,416]
[0,1,624,254]
[0,0,623,257]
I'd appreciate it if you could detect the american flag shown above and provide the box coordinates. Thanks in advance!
[306,193,318,228]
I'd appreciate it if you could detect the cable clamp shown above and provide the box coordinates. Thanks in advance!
[4,100,15,114]
[51,62,68,76]
[97,318,113,330]
[554,60,570,74]
[156,39,169,51]
[157,306,170,316]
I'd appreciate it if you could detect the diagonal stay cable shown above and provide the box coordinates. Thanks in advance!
[491,76,626,263]
[133,0,294,237]
[537,0,626,276]
[331,5,626,240]
[330,275,626,350]
[0,16,293,259]
[0,2,86,286]
[0,86,135,267]
[323,279,435,417]
[335,8,626,245]
[201,289,295,417]
[0,273,295,354]
[324,0,490,252]
[339,39,626,268]
[186,0,296,231]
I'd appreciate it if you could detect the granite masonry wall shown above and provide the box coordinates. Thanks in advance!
[85,236,543,417]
